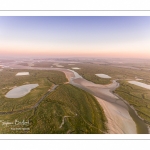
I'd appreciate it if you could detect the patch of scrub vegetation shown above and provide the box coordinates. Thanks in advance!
[0,84,107,133]
[115,81,150,125]
[0,69,67,112]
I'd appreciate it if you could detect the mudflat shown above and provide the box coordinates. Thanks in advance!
[5,84,39,98]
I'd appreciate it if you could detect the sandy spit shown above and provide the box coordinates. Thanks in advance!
[95,96,136,134]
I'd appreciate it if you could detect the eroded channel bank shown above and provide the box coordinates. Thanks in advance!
[10,64,149,133]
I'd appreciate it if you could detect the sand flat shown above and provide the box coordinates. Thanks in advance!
[72,67,80,69]
[16,72,29,76]
[96,96,136,133]
[5,84,39,98]
[128,81,150,90]
[95,74,111,78]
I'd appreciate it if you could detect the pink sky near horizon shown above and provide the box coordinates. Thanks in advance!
[0,40,150,58]
[0,16,150,59]
[0,47,150,58]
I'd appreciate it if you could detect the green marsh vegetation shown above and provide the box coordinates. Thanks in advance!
[63,63,150,85]
[29,84,107,134]
[0,69,107,133]
[115,80,150,125]
[0,69,67,112]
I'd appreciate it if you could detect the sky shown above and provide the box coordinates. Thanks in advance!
[0,16,150,58]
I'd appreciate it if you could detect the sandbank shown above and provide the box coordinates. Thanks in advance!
[128,81,150,90]
[95,96,136,133]
[16,72,29,76]
[95,74,111,78]
[72,67,80,69]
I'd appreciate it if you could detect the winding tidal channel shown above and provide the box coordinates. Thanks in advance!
[9,64,149,134]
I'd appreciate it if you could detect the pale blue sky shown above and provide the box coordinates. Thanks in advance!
[0,16,150,58]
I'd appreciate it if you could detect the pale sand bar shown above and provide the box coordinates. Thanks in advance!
[128,81,150,90]
[96,96,136,133]
[72,67,80,69]
[95,74,111,78]
[16,72,29,76]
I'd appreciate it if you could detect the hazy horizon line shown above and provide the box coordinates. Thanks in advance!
[0,55,150,60]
